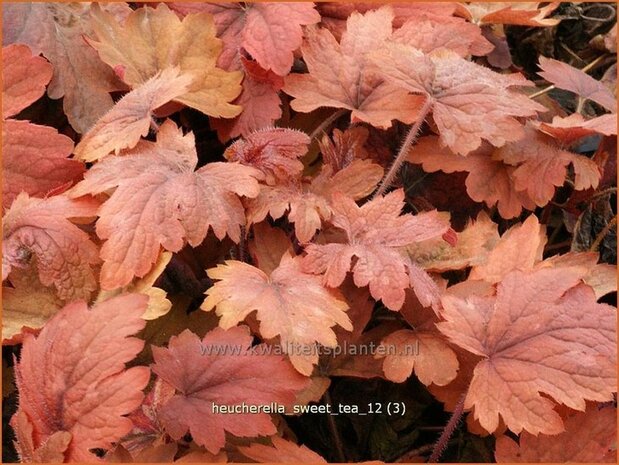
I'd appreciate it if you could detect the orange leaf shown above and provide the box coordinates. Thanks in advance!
[74,68,194,162]
[2,44,85,209]
[2,44,52,119]
[469,215,546,283]
[70,120,263,289]
[369,44,544,155]
[377,290,458,385]
[408,133,599,218]
[246,159,383,243]
[495,405,617,462]
[392,14,493,57]
[171,2,320,76]
[3,3,129,133]
[224,127,310,185]
[457,2,560,27]
[303,189,451,310]
[11,294,150,461]
[536,113,618,144]
[538,56,617,112]
[88,3,242,118]
[2,193,100,301]
[439,268,617,434]
[318,2,457,37]
[239,436,327,463]
[151,326,309,453]
[210,57,285,141]
[2,120,85,209]
[469,214,616,298]
[203,253,351,375]
[2,269,62,345]
[283,7,425,129]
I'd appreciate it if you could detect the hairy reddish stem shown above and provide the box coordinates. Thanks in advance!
[373,98,433,199]
[428,392,466,463]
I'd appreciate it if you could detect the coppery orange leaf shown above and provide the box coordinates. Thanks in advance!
[408,133,599,218]
[2,193,100,301]
[74,68,194,162]
[2,44,52,119]
[170,2,320,76]
[70,120,263,289]
[457,2,560,27]
[203,253,351,375]
[439,268,616,435]
[368,44,544,155]
[224,127,310,184]
[495,406,617,462]
[2,44,85,209]
[240,436,327,463]
[3,3,129,132]
[246,158,383,243]
[377,290,458,385]
[283,7,425,129]
[303,189,451,310]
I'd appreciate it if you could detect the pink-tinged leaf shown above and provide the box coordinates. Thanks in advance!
[171,2,320,76]
[2,193,100,301]
[10,411,72,463]
[457,2,560,26]
[12,294,150,462]
[439,268,617,435]
[408,136,536,218]
[238,2,321,76]
[246,159,383,243]
[211,57,285,141]
[495,406,617,462]
[495,126,601,199]
[2,120,85,209]
[536,113,618,144]
[151,326,309,453]
[408,134,598,218]
[2,44,53,119]
[392,15,493,57]
[224,127,310,184]
[470,215,546,283]
[303,189,451,310]
[538,56,617,112]
[70,120,263,289]
[378,290,458,385]
[318,2,457,38]
[240,436,327,463]
[74,68,194,162]
[203,253,351,375]
[368,44,544,155]
[283,7,426,129]
[3,3,128,133]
